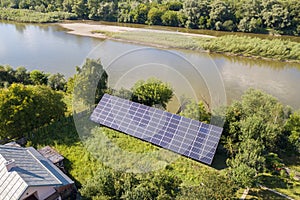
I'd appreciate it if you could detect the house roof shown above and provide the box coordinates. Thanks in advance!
[0,145,74,200]
[38,146,64,164]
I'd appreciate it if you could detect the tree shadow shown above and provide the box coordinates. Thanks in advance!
[258,174,289,189]
[248,188,285,200]
[211,148,228,170]
[29,115,80,148]
[62,156,82,188]
[280,153,300,168]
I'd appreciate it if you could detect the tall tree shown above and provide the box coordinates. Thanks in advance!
[131,78,173,109]
[73,58,108,106]
[284,111,300,153]
[15,66,31,84]
[30,70,48,85]
[182,0,209,29]
[177,170,237,200]
[48,72,66,91]
[223,89,287,154]
[0,84,66,139]
[262,0,290,31]
[180,100,210,123]
[209,0,236,30]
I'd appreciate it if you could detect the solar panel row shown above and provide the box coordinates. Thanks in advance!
[90,94,223,165]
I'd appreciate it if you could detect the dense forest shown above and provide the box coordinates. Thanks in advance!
[1,60,300,199]
[0,0,300,36]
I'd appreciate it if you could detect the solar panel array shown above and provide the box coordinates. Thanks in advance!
[90,94,223,165]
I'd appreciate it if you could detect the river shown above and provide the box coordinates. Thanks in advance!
[1,21,300,110]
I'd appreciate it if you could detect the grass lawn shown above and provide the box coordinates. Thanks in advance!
[93,30,300,63]
[27,96,299,199]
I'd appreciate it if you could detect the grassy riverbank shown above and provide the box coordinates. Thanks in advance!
[92,29,300,63]
[0,8,76,23]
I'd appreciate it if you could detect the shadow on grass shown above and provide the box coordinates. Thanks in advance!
[62,156,82,188]
[248,188,286,200]
[258,174,288,189]
[29,115,79,147]
[280,153,300,169]
[211,148,228,170]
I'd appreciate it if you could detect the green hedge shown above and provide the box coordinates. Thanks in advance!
[0,8,77,23]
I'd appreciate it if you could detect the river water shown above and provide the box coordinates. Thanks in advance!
[1,21,299,110]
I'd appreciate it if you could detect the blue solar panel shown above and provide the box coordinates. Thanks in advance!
[90,94,223,165]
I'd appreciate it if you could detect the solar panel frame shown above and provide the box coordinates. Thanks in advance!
[90,94,223,165]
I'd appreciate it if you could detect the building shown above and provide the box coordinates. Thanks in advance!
[38,146,66,172]
[0,145,75,200]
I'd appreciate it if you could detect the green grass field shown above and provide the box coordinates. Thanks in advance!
[28,113,299,199]
[94,30,300,63]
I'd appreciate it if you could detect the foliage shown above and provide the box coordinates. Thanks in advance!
[199,35,300,62]
[0,8,76,23]
[180,100,210,123]
[80,168,182,200]
[224,89,287,154]
[73,58,108,106]
[48,73,67,91]
[24,86,300,199]
[284,111,300,153]
[2,0,300,35]
[223,89,291,187]
[0,65,69,91]
[107,30,300,63]
[14,67,31,85]
[28,115,103,187]
[30,70,48,85]
[131,78,173,109]
[0,84,66,139]
[147,7,164,25]
[226,139,265,187]
[0,65,17,87]
[177,171,237,200]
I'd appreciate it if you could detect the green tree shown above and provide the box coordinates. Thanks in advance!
[167,1,183,11]
[182,0,209,29]
[80,168,117,199]
[226,138,265,187]
[162,10,179,26]
[209,0,236,30]
[0,65,16,87]
[66,75,75,94]
[284,111,300,153]
[286,0,300,35]
[177,170,236,200]
[180,100,210,123]
[88,1,117,21]
[223,89,287,154]
[74,58,108,106]
[131,3,149,24]
[72,0,88,19]
[118,1,132,23]
[0,84,66,139]
[30,70,48,85]
[262,0,290,31]
[147,7,164,25]
[48,73,66,91]
[131,78,173,109]
[80,169,181,200]
[15,66,31,84]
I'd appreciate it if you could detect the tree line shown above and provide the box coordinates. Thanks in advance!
[1,0,300,36]
[0,65,67,90]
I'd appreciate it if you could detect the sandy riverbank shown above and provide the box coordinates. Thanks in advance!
[59,23,216,39]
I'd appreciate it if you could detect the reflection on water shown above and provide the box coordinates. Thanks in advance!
[0,21,101,76]
[0,21,299,109]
